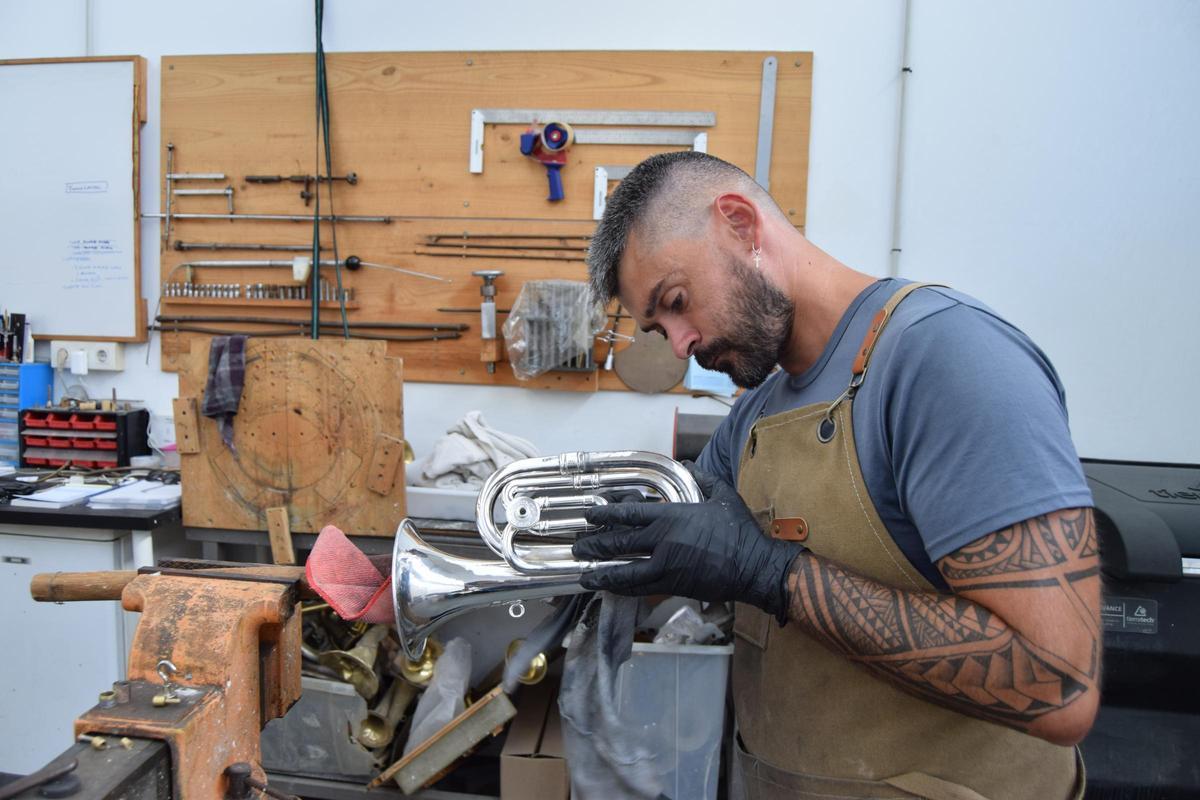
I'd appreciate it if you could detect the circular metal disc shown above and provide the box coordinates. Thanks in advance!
[614,331,688,394]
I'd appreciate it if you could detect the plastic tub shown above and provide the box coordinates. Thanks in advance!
[611,641,734,800]
[46,413,72,429]
[94,417,118,431]
[69,414,97,430]
[406,486,486,522]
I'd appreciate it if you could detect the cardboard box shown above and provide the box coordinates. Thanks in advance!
[500,676,569,800]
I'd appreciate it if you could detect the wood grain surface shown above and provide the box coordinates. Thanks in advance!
[177,337,405,536]
[159,50,812,390]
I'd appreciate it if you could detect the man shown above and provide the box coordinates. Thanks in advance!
[575,151,1100,800]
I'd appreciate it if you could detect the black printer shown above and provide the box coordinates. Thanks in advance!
[1082,458,1200,799]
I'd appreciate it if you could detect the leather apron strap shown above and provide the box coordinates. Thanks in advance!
[852,282,942,381]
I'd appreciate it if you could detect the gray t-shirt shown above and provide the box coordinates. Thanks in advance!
[696,279,1093,591]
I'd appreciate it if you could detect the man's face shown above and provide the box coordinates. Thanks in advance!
[618,233,794,389]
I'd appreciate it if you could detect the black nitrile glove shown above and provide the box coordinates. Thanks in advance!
[572,463,806,622]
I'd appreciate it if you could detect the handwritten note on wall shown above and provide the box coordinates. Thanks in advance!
[0,60,139,339]
[64,239,126,291]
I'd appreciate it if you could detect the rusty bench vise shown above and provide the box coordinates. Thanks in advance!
[23,566,308,800]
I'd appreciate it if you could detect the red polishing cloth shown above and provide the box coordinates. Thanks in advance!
[305,525,395,624]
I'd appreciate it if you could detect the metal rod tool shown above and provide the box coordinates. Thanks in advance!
[174,241,328,252]
[143,212,391,223]
[173,255,448,283]
[414,251,585,263]
[245,173,358,206]
[157,314,466,332]
[173,186,235,214]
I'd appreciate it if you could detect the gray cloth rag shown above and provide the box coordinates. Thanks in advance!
[409,410,538,488]
[200,335,247,454]
[558,593,662,800]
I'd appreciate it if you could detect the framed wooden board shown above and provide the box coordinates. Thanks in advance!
[159,51,812,390]
[0,56,147,341]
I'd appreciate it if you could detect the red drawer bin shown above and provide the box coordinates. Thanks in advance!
[19,408,149,470]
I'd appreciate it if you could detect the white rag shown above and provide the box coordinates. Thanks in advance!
[408,411,539,488]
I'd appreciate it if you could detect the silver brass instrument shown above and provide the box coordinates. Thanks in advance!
[393,451,703,661]
[477,451,703,574]
[392,519,586,661]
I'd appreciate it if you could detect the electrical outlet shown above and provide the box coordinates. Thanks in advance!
[50,340,125,372]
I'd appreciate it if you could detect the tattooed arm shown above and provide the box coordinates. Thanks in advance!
[786,508,1102,745]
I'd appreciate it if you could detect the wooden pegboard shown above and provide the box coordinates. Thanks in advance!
[159,50,812,391]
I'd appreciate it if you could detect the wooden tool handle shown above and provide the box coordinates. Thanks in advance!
[30,570,138,602]
[31,565,316,603]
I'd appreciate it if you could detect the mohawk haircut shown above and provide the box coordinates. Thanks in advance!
[586,151,781,304]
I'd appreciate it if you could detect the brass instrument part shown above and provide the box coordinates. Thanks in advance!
[318,624,388,699]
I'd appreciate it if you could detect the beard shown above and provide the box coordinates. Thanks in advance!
[693,258,794,388]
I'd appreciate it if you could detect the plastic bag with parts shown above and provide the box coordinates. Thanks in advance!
[502,280,606,380]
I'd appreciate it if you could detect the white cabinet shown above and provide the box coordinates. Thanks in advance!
[0,527,139,774]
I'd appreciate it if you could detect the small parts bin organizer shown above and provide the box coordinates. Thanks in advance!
[19,408,150,470]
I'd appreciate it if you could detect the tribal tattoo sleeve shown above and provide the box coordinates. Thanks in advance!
[785,508,1101,738]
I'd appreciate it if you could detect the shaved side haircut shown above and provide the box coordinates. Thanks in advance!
[586,151,785,304]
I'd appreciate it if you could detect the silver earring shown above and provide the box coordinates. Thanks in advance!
[752,245,763,270]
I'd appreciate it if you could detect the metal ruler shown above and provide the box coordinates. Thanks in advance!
[590,56,781,218]
[755,56,779,189]
[469,108,715,173]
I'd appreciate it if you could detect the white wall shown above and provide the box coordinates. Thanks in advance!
[897,0,1200,463]
[1,1,1195,462]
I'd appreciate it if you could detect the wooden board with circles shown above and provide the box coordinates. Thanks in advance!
[176,337,405,536]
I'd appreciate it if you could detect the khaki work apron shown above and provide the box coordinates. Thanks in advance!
[730,283,1084,800]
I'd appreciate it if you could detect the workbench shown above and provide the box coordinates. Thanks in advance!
[186,516,479,562]
[5,499,531,797]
